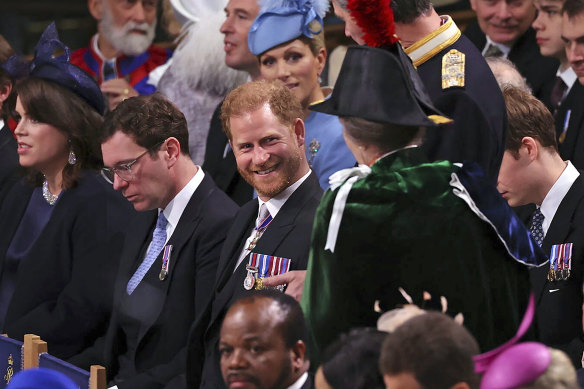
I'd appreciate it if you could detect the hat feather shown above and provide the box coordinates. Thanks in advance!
[347,0,398,48]
[259,0,330,18]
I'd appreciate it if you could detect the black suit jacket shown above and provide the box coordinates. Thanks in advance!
[0,124,18,203]
[187,172,323,389]
[557,83,584,170]
[528,175,584,367]
[0,172,133,359]
[464,22,559,108]
[416,34,506,182]
[70,174,238,389]
[202,103,253,206]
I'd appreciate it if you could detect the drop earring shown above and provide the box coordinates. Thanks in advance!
[68,150,77,165]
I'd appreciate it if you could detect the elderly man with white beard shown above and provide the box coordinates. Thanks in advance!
[71,0,172,111]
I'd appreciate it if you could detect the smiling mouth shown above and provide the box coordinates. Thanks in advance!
[255,165,278,175]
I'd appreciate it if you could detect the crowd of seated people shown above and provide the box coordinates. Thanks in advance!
[2,0,584,388]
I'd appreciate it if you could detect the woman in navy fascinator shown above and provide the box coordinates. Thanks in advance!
[248,0,356,189]
[0,23,133,359]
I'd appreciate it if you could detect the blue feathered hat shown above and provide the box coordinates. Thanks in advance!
[1,23,105,115]
[248,0,329,56]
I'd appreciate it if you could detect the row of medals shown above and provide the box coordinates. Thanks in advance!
[548,268,570,282]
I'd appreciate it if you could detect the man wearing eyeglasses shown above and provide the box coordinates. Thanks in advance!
[69,93,238,389]
[71,0,172,112]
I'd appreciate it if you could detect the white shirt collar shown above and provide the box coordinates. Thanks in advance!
[482,35,512,58]
[540,161,580,235]
[160,166,205,240]
[287,372,308,389]
[91,34,117,63]
[557,66,578,92]
[0,119,5,131]
[257,170,312,219]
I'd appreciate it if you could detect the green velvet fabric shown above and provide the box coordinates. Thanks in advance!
[301,148,531,363]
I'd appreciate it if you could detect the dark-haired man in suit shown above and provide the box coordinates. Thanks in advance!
[220,290,313,389]
[187,80,323,389]
[70,93,238,388]
[498,85,584,367]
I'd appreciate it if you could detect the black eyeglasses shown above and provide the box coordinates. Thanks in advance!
[101,140,165,184]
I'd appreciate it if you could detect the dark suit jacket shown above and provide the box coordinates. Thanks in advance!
[0,172,133,359]
[557,83,584,170]
[70,174,238,389]
[464,23,559,108]
[417,34,506,182]
[187,172,323,389]
[0,124,18,203]
[528,175,584,367]
[202,103,253,206]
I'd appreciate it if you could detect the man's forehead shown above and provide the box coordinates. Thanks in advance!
[535,0,563,8]
[226,0,259,13]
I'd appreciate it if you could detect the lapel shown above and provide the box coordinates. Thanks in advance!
[534,176,584,303]
[557,83,584,156]
[134,174,217,344]
[208,172,321,328]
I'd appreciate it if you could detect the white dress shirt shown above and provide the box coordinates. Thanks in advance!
[539,161,580,236]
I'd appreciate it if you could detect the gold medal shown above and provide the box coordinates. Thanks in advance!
[254,277,266,290]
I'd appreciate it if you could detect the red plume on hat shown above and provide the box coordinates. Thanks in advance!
[346,0,399,48]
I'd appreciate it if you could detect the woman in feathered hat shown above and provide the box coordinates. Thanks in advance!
[0,23,133,359]
[248,0,356,190]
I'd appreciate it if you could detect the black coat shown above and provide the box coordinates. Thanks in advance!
[0,125,18,204]
[464,22,559,108]
[187,172,323,389]
[528,175,584,367]
[0,172,133,359]
[70,174,238,389]
[416,34,507,182]
[557,82,584,170]
[202,104,253,206]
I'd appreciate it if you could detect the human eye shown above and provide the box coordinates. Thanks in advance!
[287,53,303,62]
[219,345,233,357]
[250,344,264,354]
[236,11,250,20]
[142,0,157,10]
[261,57,276,66]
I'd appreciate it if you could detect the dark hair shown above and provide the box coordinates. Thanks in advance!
[221,80,304,140]
[340,116,423,153]
[16,77,103,188]
[389,0,433,23]
[320,328,386,389]
[0,34,15,122]
[102,93,190,156]
[379,312,480,389]
[231,289,309,351]
[502,85,557,158]
[563,0,584,18]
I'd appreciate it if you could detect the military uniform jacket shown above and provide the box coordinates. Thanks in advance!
[187,172,323,389]
[527,175,584,367]
[557,83,584,170]
[301,148,545,361]
[405,17,506,182]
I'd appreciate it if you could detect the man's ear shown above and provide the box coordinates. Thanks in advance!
[88,0,104,21]
[290,340,306,372]
[0,83,12,106]
[164,137,181,166]
[293,118,306,148]
[469,0,477,12]
[520,136,539,162]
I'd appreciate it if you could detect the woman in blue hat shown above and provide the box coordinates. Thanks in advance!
[248,0,356,190]
[0,23,133,359]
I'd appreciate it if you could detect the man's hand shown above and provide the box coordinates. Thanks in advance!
[101,78,138,111]
[262,270,306,301]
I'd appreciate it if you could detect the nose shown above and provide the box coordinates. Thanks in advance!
[220,15,233,34]
[566,43,583,65]
[113,173,128,191]
[494,2,512,20]
[130,1,147,23]
[226,349,249,370]
[252,146,270,166]
[276,61,291,81]
[14,119,25,136]
[532,12,544,30]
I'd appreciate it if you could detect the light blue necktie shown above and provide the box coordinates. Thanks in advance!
[127,212,168,294]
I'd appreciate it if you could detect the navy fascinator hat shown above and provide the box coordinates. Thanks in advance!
[248,0,329,56]
[1,22,105,115]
